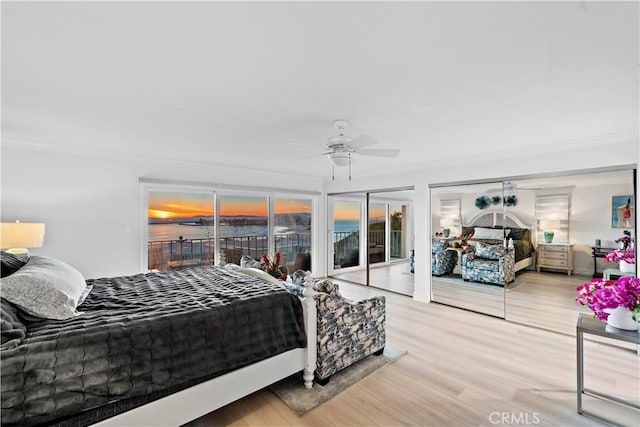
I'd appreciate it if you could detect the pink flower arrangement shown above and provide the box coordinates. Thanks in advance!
[576,276,640,322]
[604,248,635,264]
[615,230,633,247]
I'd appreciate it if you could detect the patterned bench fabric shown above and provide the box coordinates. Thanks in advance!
[461,246,515,285]
[314,280,386,380]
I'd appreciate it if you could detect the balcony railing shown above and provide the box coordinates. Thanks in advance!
[148,234,311,272]
[333,229,404,267]
[148,230,401,272]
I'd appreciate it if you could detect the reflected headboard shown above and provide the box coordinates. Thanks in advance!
[466,209,531,229]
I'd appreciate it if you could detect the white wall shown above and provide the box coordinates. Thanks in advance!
[1,146,324,278]
[571,179,635,275]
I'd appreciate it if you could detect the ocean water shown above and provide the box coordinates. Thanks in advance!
[149,223,264,241]
[148,223,309,241]
[334,220,359,233]
[149,220,358,241]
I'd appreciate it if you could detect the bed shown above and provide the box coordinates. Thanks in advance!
[0,254,317,427]
[464,210,536,272]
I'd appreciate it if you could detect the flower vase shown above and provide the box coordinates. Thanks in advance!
[619,260,635,273]
[605,306,639,331]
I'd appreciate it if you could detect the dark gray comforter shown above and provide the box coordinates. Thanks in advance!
[1,266,306,426]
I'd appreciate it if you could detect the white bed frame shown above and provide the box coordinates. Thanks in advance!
[94,272,317,427]
[466,209,535,272]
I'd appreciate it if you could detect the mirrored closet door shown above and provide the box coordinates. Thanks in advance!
[328,188,415,295]
[430,182,507,318]
[431,167,637,334]
[503,169,636,335]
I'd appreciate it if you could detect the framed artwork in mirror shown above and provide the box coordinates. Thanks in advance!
[612,195,634,228]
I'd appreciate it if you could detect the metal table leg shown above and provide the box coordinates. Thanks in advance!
[577,325,583,414]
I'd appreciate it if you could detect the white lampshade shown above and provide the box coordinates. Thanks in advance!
[328,152,351,167]
[540,219,561,230]
[0,222,46,251]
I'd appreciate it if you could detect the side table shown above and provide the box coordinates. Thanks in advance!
[591,246,615,278]
[576,313,640,424]
[602,268,636,280]
[446,247,471,275]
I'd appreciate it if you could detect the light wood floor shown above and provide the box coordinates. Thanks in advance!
[330,260,414,296]
[187,281,639,427]
[506,271,594,336]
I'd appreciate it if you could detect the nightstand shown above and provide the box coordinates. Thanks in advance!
[537,243,574,275]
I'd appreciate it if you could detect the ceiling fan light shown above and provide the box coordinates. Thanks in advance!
[328,152,351,167]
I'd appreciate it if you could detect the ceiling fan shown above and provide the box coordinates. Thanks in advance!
[291,119,400,180]
[486,181,545,194]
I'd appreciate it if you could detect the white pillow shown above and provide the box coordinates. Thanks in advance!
[473,227,506,240]
[236,267,287,289]
[0,256,88,320]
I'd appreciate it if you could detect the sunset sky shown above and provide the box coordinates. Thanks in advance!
[334,200,360,221]
[148,191,214,219]
[148,192,312,219]
[333,201,386,221]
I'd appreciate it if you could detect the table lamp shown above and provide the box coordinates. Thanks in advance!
[440,218,455,238]
[540,219,560,243]
[0,221,46,256]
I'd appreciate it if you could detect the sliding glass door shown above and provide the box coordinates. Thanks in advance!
[331,197,364,280]
[368,202,387,265]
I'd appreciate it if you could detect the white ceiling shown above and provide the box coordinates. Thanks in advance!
[2,1,638,179]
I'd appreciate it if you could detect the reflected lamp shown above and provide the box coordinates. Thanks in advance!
[0,221,46,256]
[440,218,455,238]
[540,219,560,243]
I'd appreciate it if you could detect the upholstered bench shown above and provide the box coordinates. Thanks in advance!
[285,272,386,384]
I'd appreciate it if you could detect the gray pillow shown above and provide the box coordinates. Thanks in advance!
[0,256,88,320]
[475,242,504,260]
[240,255,265,270]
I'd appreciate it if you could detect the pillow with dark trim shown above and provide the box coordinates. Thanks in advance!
[0,251,28,278]
[475,241,504,260]
[240,255,265,270]
[0,256,87,320]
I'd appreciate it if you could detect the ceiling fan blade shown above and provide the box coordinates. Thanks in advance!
[290,151,330,160]
[357,148,400,158]
[349,134,379,150]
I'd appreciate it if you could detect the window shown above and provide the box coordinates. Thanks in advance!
[274,197,312,272]
[440,199,462,236]
[536,194,570,243]
[218,195,268,265]
[147,190,215,271]
[144,183,314,274]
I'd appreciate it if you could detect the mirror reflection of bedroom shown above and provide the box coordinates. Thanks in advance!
[328,188,415,296]
[430,168,636,335]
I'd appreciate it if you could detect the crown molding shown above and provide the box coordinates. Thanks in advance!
[1,136,326,180]
[352,129,639,178]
